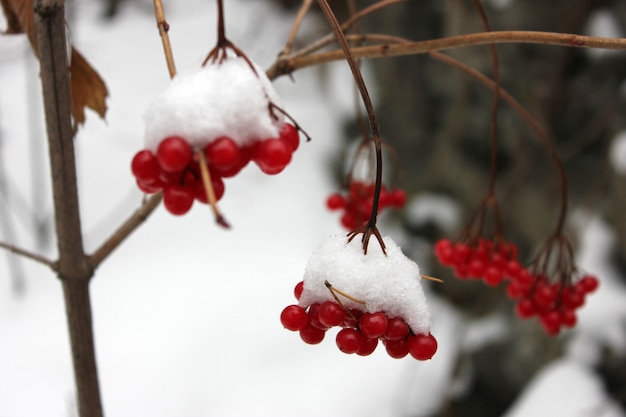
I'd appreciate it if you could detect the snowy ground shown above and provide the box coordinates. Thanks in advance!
[0,2,625,417]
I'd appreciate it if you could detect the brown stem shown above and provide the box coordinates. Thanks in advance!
[316,0,385,254]
[33,1,102,416]
[216,0,226,44]
[473,0,500,198]
[267,30,626,79]
[152,0,176,78]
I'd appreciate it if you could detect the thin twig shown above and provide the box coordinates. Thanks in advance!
[278,0,315,57]
[88,194,162,269]
[324,280,366,304]
[0,240,57,270]
[267,30,626,79]
[152,0,177,78]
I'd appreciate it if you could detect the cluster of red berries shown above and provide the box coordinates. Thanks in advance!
[434,237,600,335]
[434,238,520,286]
[326,182,407,229]
[280,281,437,360]
[508,273,599,335]
[131,123,299,215]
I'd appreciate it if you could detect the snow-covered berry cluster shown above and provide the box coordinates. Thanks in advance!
[326,181,407,229]
[281,234,437,360]
[130,56,300,216]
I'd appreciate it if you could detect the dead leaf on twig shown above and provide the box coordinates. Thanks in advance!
[1,0,109,130]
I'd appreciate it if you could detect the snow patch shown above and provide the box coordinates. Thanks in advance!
[143,56,283,151]
[299,234,432,335]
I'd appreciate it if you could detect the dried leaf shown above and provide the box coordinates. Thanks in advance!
[70,47,109,128]
[1,0,109,128]
[0,0,37,50]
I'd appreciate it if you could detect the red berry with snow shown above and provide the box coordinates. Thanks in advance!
[407,333,438,361]
[157,136,192,173]
[318,301,347,328]
[359,312,388,339]
[253,138,293,175]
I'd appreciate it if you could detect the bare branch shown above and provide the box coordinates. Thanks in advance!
[0,240,57,269]
[267,30,626,79]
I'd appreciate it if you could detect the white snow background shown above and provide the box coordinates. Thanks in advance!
[0,1,625,416]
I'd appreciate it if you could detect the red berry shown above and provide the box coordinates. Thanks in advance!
[560,309,577,328]
[407,333,438,360]
[157,136,192,173]
[307,303,329,330]
[336,328,363,354]
[205,136,241,172]
[483,265,503,286]
[468,258,486,278]
[193,173,225,204]
[294,281,304,301]
[562,287,585,309]
[280,305,309,331]
[434,239,454,266]
[299,323,326,344]
[384,338,409,359]
[390,189,407,208]
[162,184,194,215]
[318,301,346,328]
[515,298,536,319]
[326,193,346,210]
[577,275,599,293]
[340,212,357,230]
[280,123,300,151]
[357,336,378,356]
[131,150,160,183]
[359,312,388,339]
[539,311,561,336]
[342,309,362,329]
[533,284,557,310]
[253,138,293,175]
[384,317,410,341]
[136,179,162,194]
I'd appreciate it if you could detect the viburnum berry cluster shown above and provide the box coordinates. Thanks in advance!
[434,237,520,287]
[130,54,301,217]
[326,181,407,229]
[505,234,600,335]
[435,230,600,335]
[281,234,437,360]
[509,273,599,335]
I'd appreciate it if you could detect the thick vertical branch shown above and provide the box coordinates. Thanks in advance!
[33,1,102,417]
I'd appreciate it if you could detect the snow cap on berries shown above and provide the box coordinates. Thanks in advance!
[299,234,433,335]
[143,56,283,151]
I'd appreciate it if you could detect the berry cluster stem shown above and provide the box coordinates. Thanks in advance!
[316,0,386,255]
